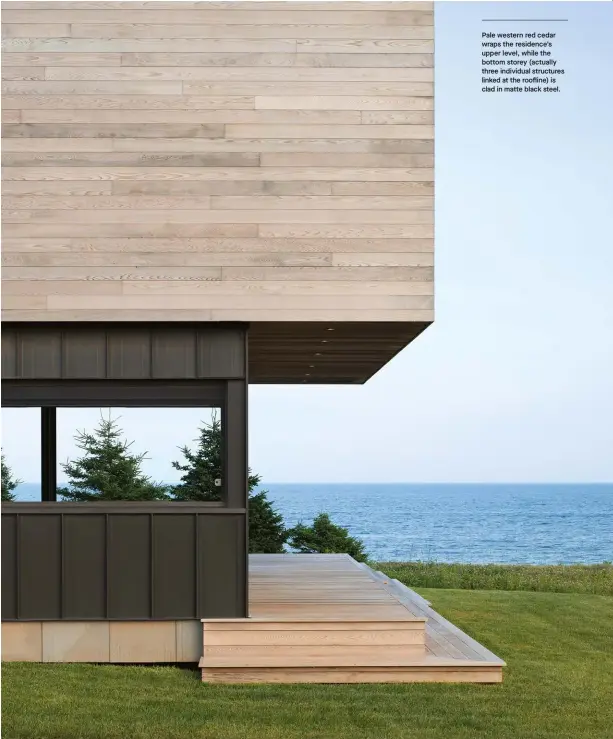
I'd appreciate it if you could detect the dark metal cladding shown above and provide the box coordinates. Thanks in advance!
[1,323,247,381]
[41,407,57,501]
[63,514,106,619]
[1,506,247,621]
[19,513,62,619]
[1,515,17,619]
[197,513,247,619]
[1,322,250,622]
[1,380,226,407]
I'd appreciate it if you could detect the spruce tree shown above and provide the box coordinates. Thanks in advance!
[171,414,287,552]
[57,412,170,501]
[1,453,21,502]
[248,475,287,554]
[171,413,225,502]
[287,513,369,562]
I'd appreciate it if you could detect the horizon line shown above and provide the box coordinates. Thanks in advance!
[16,480,613,487]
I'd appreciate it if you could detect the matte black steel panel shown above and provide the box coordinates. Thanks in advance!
[108,330,151,379]
[225,380,248,510]
[151,330,197,379]
[41,407,57,502]
[197,329,245,379]
[1,330,17,378]
[2,323,248,381]
[19,331,62,379]
[198,514,246,618]
[2,505,247,621]
[19,514,62,619]
[1,514,17,619]
[2,380,225,407]
[107,514,151,619]
[152,515,196,619]
[63,514,106,619]
[62,330,107,378]
[5,502,240,515]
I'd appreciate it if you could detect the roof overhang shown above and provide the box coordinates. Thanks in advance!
[1,321,431,386]
[249,321,431,384]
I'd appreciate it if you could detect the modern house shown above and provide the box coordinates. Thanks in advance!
[1,1,502,682]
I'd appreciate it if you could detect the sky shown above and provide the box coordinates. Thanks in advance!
[2,1,612,484]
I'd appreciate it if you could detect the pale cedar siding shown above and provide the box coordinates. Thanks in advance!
[1,1,434,328]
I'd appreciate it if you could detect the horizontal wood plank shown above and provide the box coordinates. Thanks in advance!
[209,196,433,211]
[3,10,433,24]
[45,67,434,82]
[3,123,226,138]
[258,225,433,238]
[1,24,71,38]
[255,96,433,110]
[2,94,256,109]
[2,237,433,254]
[45,295,432,310]
[20,110,365,124]
[2,153,261,167]
[3,209,434,224]
[4,3,433,10]
[2,38,298,53]
[3,195,433,211]
[3,280,433,297]
[1,52,122,66]
[183,82,433,96]
[1,110,21,123]
[3,223,259,238]
[117,52,433,67]
[226,124,433,139]
[2,80,184,94]
[1,67,46,80]
[2,0,435,355]
[110,181,335,195]
[4,167,433,181]
[111,139,433,153]
[259,154,432,167]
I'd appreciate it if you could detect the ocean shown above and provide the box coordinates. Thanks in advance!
[10,482,613,565]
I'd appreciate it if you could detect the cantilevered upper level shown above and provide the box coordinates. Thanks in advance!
[1,1,434,382]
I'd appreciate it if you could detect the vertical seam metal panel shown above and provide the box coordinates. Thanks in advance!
[105,512,109,619]
[60,512,64,618]
[148,328,153,380]
[195,512,200,619]
[244,331,250,617]
[60,330,65,379]
[150,512,154,618]
[15,330,22,378]
[15,513,21,620]
[221,393,227,508]
[104,329,110,379]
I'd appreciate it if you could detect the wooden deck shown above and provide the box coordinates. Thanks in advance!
[200,554,505,683]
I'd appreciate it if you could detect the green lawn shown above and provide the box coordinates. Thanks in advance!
[3,586,613,739]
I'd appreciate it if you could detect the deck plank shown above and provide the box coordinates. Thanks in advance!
[249,554,505,666]
[201,554,504,682]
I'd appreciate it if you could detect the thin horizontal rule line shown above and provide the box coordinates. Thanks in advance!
[482,19,568,22]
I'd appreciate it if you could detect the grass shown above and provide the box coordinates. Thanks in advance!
[3,584,613,739]
[377,561,613,595]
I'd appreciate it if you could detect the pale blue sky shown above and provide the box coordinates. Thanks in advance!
[2,2,612,484]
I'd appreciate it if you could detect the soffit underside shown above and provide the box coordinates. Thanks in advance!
[248,321,431,383]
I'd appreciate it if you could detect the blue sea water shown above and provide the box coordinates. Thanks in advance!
[11,482,613,564]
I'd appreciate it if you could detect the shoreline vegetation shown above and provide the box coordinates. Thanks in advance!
[379,561,613,596]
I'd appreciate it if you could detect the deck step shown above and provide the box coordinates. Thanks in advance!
[201,665,503,684]
[200,617,426,671]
